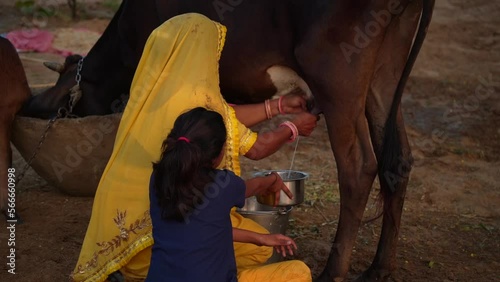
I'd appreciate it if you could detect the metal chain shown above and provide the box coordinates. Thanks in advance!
[69,57,84,114]
[15,108,67,185]
[15,57,85,185]
[75,57,83,86]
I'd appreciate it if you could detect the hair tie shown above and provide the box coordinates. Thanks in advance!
[177,137,190,143]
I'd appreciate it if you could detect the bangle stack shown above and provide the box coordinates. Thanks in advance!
[279,121,298,142]
[278,96,285,115]
[264,99,272,120]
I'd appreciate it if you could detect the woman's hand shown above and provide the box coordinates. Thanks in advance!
[245,172,293,205]
[258,234,298,257]
[290,112,318,137]
[261,172,293,206]
[280,93,308,114]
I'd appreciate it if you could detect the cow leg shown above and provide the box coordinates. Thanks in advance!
[0,120,13,217]
[0,37,31,219]
[296,46,381,281]
[355,1,423,280]
[0,114,26,221]
[359,108,411,281]
[293,1,394,279]
[314,101,378,281]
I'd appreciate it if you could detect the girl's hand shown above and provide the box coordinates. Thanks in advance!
[259,234,298,257]
[290,112,318,137]
[263,172,293,206]
[281,93,308,114]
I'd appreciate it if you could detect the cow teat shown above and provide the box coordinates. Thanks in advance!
[305,96,322,116]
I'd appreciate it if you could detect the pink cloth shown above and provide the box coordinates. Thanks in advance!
[6,29,54,53]
[5,28,100,56]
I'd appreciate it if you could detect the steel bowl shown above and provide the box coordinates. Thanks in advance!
[254,170,308,206]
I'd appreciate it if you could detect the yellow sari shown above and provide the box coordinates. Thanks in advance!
[72,13,310,282]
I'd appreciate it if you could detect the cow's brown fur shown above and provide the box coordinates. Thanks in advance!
[0,37,30,217]
[8,0,435,280]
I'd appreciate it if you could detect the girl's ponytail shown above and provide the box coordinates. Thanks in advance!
[153,108,226,222]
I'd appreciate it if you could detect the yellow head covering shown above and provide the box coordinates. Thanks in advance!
[72,13,257,282]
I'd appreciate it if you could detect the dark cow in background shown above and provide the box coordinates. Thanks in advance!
[7,0,436,281]
[0,37,30,220]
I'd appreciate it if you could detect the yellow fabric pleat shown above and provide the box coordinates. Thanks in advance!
[238,261,312,282]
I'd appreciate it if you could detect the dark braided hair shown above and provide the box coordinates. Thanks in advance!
[152,107,227,221]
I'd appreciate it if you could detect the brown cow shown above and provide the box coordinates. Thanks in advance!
[10,0,435,280]
[0,37,30,220]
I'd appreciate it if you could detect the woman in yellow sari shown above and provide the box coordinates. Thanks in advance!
[72,13,317,282]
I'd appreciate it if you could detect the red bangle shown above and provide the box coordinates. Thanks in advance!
[278,96,285,115]
[279,121,298,143]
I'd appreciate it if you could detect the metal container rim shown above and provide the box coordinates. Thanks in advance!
[237,206,293,215]
[252,170,309,181]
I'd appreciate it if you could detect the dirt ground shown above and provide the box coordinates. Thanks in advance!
[1,0,499,281]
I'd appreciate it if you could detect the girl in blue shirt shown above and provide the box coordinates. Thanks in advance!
[147,107,302,282]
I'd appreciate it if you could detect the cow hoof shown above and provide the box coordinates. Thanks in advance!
[314,272,345,282]
[354,267,392,282]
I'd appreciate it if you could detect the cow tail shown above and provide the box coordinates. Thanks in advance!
[378,0,435,204]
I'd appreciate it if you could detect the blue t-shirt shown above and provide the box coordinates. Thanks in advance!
[146,169,246,282]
